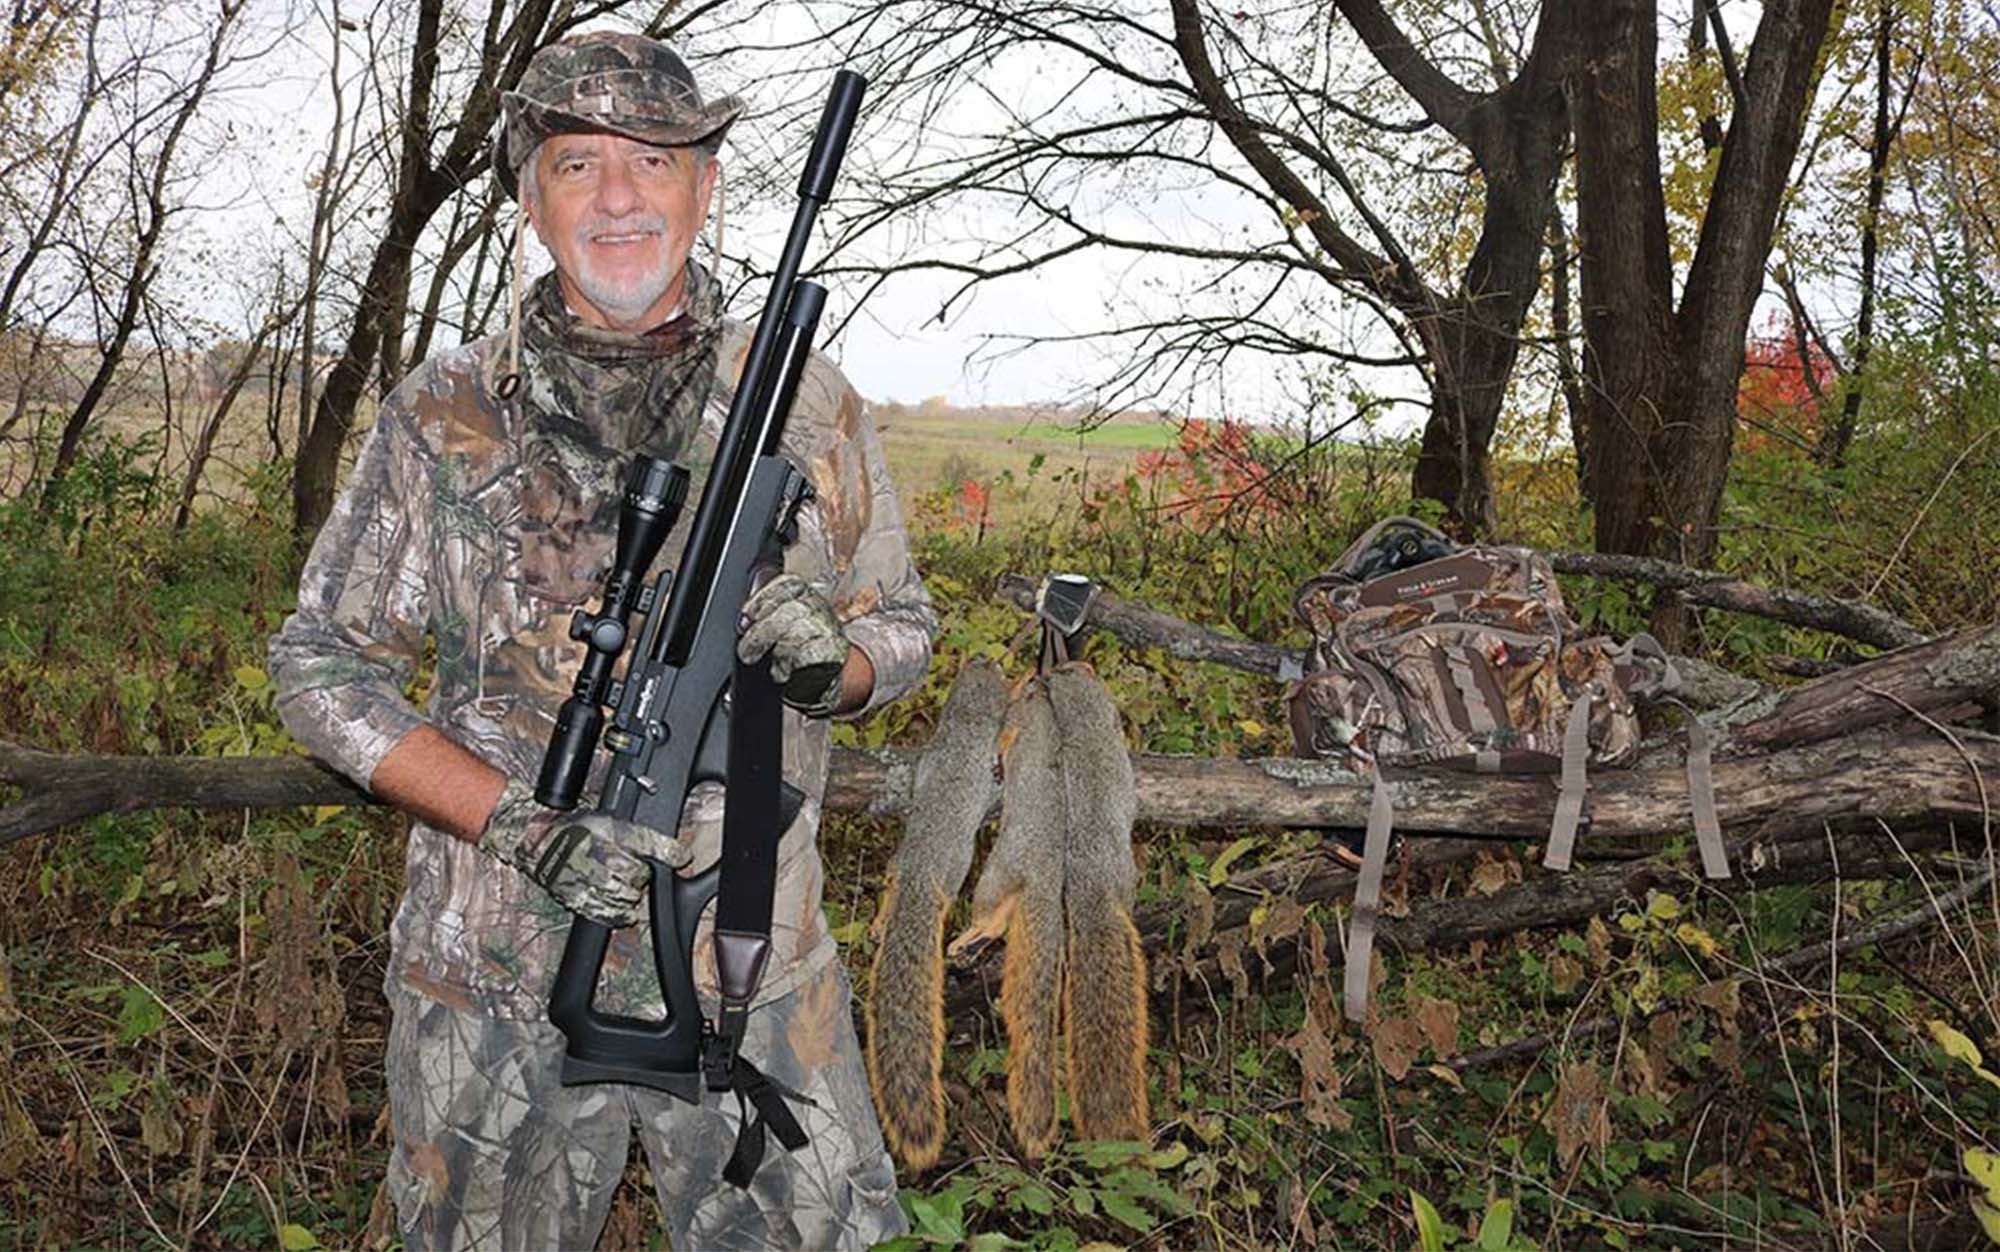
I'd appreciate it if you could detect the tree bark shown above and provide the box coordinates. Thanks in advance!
[1572,0,1838,570]
[7,721,1995,850]
[1570,0,1677,549]
[1543,551,1927,650]
[291,0,566,541]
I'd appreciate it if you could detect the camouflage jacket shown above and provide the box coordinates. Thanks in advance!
[269,269,936,1020]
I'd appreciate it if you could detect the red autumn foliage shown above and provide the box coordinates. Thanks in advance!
[1127,418,1280,522]
[1738,317,1837,452]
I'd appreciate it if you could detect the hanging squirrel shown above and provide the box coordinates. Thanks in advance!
[951,663,1149,1157]
[1045,663,1150,1143]
[951,673,1069,1156]
[864,660,1006,1170]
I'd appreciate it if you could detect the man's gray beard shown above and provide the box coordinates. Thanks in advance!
[568,211,680,321]
[570,246,677,322]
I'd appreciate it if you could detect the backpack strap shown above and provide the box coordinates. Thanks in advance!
[1342,766,1396,1022]
[1617,635,1731,881]
[1542,686,1596,872]
[1668,697,1730,880]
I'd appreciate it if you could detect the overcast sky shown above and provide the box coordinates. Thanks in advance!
[152,0,1796,433]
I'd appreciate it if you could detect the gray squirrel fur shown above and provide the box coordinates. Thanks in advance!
[864,659,1007,1170]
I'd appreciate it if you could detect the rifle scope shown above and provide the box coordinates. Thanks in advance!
[534,457,691,809]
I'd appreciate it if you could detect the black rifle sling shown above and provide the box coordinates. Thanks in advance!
[708,649,812,1176]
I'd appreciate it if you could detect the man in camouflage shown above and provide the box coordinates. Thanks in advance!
[269,31,933,1250]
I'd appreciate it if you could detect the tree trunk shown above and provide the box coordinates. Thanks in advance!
[1823,0,1897,467]
[175,300,291,532]
[291,0,445,541]
[1570,0,1678,557]
[290,0,565,542]
[1359,0,1575,538]
[1573,0,1837,571]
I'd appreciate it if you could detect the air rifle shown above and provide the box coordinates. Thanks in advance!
[530,69,867,1184]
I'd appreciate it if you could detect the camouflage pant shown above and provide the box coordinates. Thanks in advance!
[382,957,908,1250]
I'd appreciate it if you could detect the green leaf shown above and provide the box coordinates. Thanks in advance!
[1098,1188,1156,1233]
[116,985,165,1044]
[1013,1184,1056,1217]
[234,664,268,693]
[905,1194,964,1243]
[1477,1198,1514,1252]
[277,1225,321,1251]
[1973,1198,2000,1245]
[1412,1189,1447,1252]
[1144,1141,1190,1170]
[1208,837,1261,885]
[1069,1187,1097,1219]
[1926,1019,1983,1066]
[94,1068,139,1109]
[1074,1139,1149,1168]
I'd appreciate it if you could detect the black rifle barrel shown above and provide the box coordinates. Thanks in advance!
[653,70,866,667]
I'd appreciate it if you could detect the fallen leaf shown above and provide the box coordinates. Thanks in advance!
[1217,933,1250,999]
[1372,1015,1423,1081]
[1586,916,1614,971]
[1426,1064,1463,1089]
[1545,1061,1611,1166]
[1411,993,1461,1056]
[1470,860,1510,897]
[1208,836,1261,885]
[1691,978,1742,1036]
[1286,1011,1352,1131]
[1256,895,1307,957]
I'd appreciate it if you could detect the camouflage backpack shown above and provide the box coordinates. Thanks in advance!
[1286,518,1729,1022]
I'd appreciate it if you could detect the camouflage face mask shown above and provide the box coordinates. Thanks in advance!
[513,260,723,461]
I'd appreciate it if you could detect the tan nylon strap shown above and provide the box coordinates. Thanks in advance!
[1543,689,1594,872]
[1682,710,1730,879]
[1445,652,1498,734]
[1342,769,1395,1023]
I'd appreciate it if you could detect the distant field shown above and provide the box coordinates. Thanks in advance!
[873,404,1177,515]
[3,378,1184,526]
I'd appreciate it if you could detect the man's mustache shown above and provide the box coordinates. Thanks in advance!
[575,213,670,246]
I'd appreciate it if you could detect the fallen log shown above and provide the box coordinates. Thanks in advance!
[1730,623,2000,750]
[993,572,1303,679]
[1543,551,1928,651]
[7,728,1996,847]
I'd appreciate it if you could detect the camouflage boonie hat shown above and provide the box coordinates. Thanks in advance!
[496,31,744,200]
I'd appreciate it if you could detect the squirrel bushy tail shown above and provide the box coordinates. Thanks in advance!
[954,675,1067,1158]
[1046,664,1150,1142]
[866,660,1006,1170]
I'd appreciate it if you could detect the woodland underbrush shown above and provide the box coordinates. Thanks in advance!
[1,388,1997,1249]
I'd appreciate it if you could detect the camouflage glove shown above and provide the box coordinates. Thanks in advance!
[479,779,692,927]
[737,573,850,717]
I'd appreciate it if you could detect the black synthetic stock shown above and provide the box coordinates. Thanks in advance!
[539,73,869,1162]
